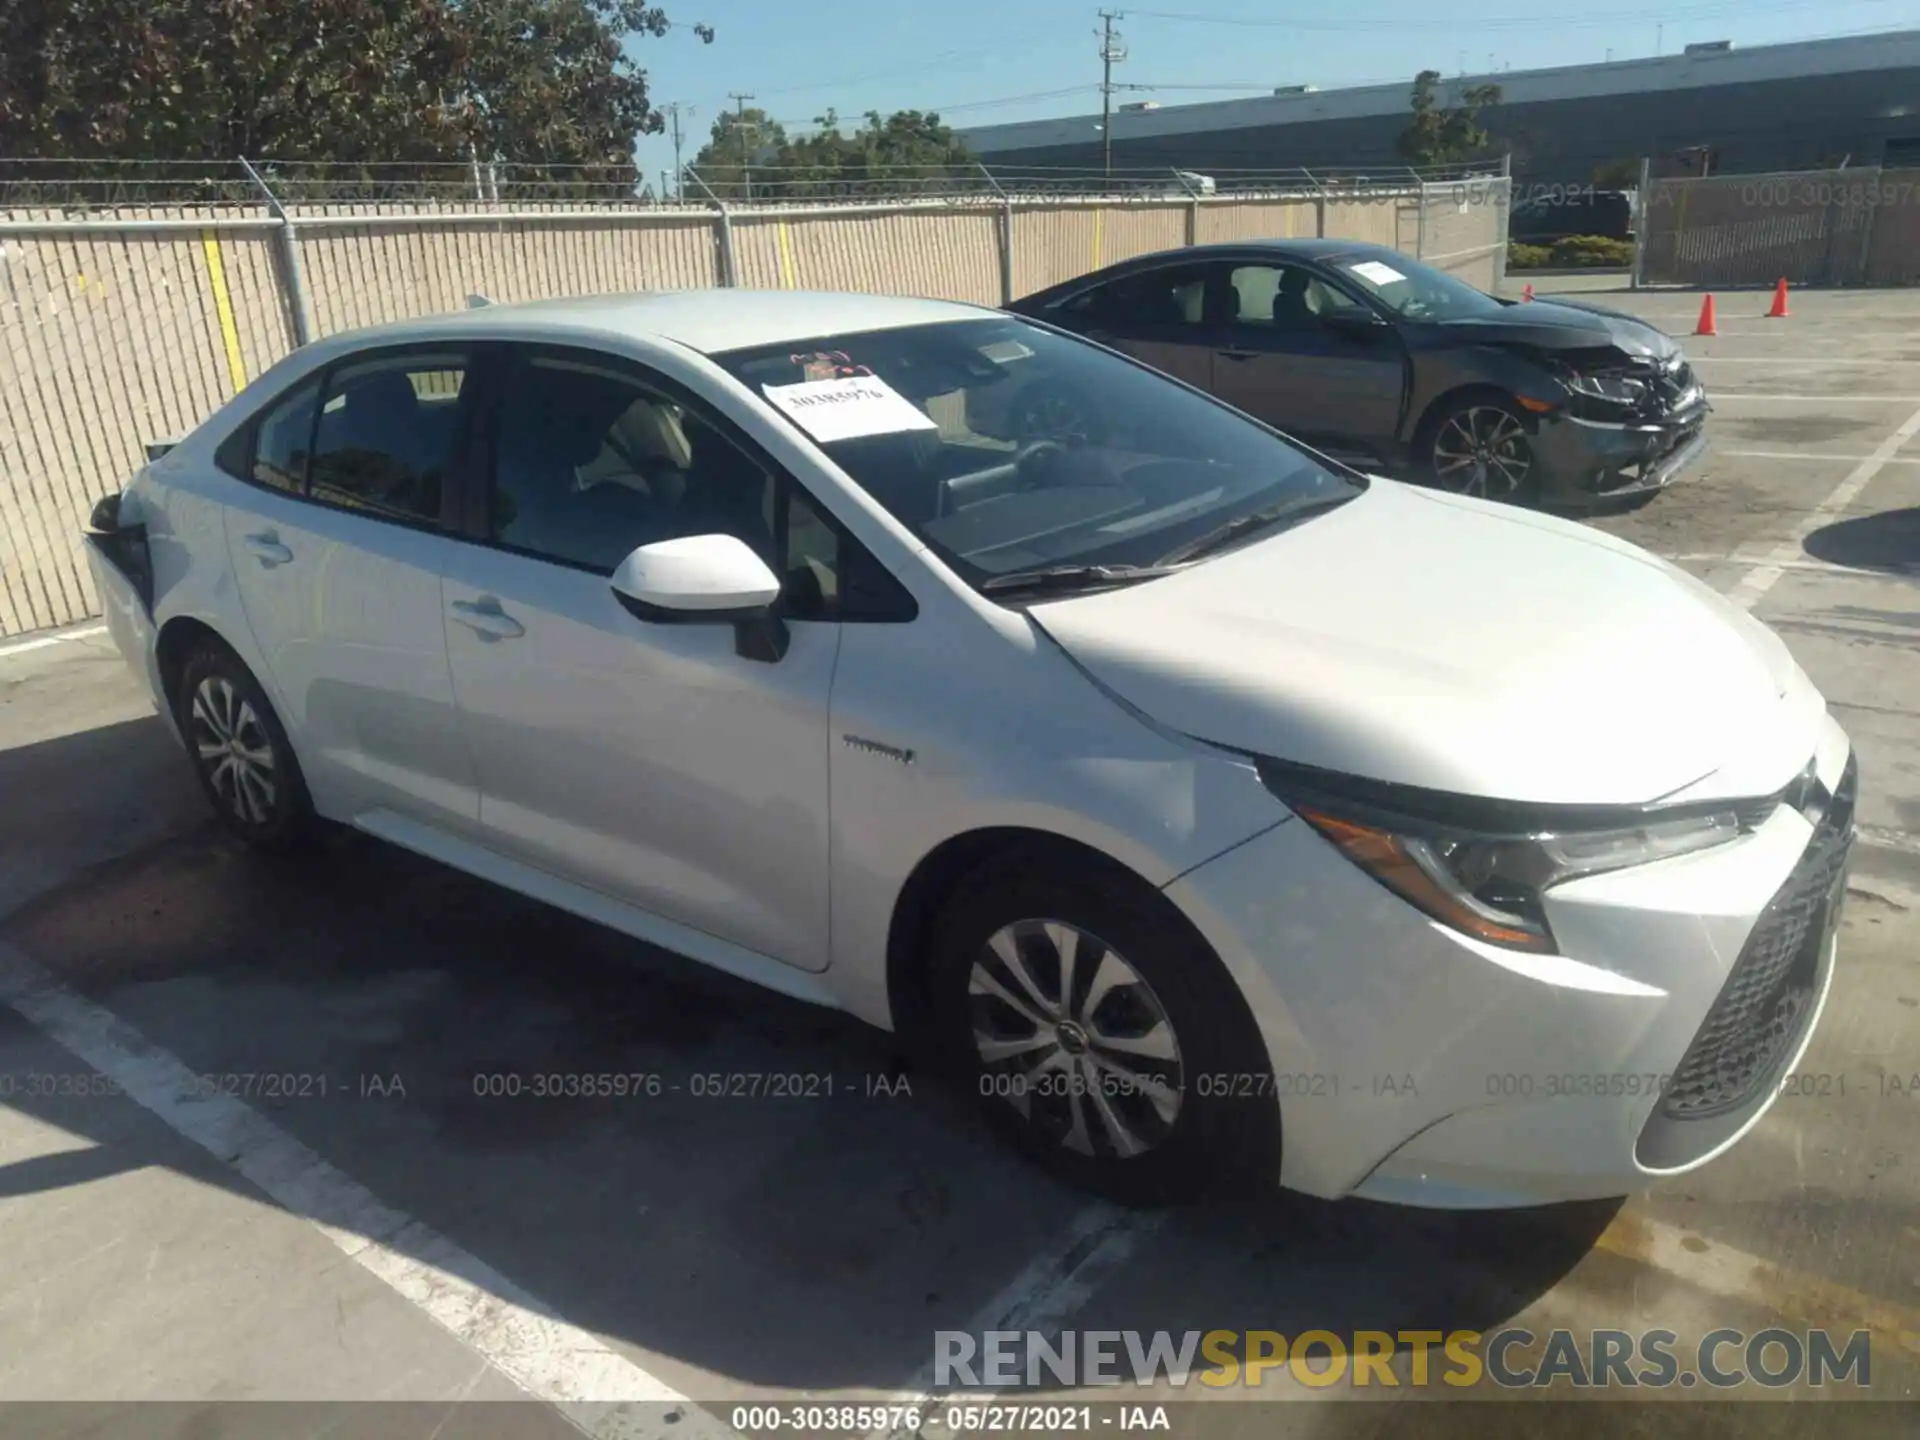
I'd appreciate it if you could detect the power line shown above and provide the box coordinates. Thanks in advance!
[663,102,693,198]
[756,26,1067,98]
[1097,11,1128,179]
[727,91,755,198]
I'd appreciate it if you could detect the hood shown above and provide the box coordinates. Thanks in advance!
[1439,298,1680,360]
[1030,482,1823,807]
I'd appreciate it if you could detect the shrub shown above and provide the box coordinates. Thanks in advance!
[1508,242,1553,269]
[1550,234,1634,268]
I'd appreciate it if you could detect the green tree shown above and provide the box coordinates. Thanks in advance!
[687,105,787,197]
[0,0,712,179]
[698,108,975,200]
[1592,157,1641,189]
[1396,70,1502,169]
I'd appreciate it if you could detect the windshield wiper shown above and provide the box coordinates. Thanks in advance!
[1157,493,1354,566]
[979,562,1183,598]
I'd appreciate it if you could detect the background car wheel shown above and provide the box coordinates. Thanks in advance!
[928,850,1278,1205]
[1427,396,1538,503]
[174,642,315,852]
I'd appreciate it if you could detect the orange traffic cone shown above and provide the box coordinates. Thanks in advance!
[1767,277,1790,318]
[1695,293,1718,336]
[1522,283,1535,302]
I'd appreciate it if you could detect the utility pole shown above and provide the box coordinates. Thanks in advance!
[1098,10,1126,183]
[665,102,693,200]
[728,91,755,200]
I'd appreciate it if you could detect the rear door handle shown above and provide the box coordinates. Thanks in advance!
[449,598,525,641]
[1217,349,1258,363]
[243,532,293,567]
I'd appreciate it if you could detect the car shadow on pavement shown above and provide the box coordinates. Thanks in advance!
[1802,507,1920,577]
[0,717,1613,1399]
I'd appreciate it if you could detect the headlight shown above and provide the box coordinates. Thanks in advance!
[1545,359,1647,410]
[1290,801,1743,954]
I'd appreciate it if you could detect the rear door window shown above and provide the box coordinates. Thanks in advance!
[308,351,468,525]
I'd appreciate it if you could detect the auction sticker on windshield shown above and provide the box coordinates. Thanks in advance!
[762,375,938,443]
[1347,260,1407,286]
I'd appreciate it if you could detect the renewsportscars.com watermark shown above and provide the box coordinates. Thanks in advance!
[935,1328,1873,1390]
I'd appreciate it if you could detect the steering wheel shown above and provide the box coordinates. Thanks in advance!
[1013,439,1068,490]
[1013,383,1101,448]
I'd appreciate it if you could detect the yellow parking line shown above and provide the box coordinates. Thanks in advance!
[1595,1211,1920,1360]
[199,233,247,395]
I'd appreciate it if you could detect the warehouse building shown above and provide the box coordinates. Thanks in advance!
[959,30,1920,185]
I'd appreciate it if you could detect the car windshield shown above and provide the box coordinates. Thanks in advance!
[1333,251,1507,322]
[714,317,1361,587]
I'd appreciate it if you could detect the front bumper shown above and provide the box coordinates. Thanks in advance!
[1533,396,1712,507]
[1163,715,1853,1208]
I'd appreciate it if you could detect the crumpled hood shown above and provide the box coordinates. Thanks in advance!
[1030,481,1823,806]
[1439,298,1681,360]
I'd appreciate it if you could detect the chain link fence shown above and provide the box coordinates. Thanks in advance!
[0,159,1509,637]
[1636,167,1920,289]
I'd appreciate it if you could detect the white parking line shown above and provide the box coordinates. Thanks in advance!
[1709,394,1920,403]
[1713,450,1920,465]
[1727,402,1920,611]
[1657,551,1920,579]
[1691,358,1920,365]
[0,623,106,660]
[870,1205,1165,1440]
[0,941,731,1440]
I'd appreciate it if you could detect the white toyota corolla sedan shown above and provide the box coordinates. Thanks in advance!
[84,291,1855,1207]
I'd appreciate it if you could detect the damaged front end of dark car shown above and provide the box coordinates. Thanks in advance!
[1523,343,1712,506]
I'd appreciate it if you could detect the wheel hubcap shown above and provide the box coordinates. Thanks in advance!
[189,676,278,824]
[968,919,1184,1158]
[1434,407,1533,498]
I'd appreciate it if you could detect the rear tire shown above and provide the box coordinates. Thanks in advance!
[926,850,1278,1205]
[174,641,316,852]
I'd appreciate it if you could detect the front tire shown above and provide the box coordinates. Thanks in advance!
[927,852,1278,1205]
[174,642,315,852]
[1427,395,1538,503]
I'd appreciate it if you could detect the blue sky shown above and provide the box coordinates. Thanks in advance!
[632,0,1919,185]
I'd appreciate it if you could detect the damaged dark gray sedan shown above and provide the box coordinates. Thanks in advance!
[1006,239,1710,508]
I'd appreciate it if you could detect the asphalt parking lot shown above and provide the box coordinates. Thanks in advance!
[2,281,1919,1440]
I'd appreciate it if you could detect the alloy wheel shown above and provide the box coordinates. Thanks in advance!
[968,919,1184,1158]
[189,675,279,825]
[1433,405,1534,498]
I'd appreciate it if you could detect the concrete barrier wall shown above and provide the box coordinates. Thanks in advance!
[0,181,1508,636]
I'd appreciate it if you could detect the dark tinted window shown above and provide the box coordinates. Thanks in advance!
[1225,263,1369,333]
[309,352,466,523]
[214,424,252,481]
[489,350,883,620]
[1062,263,1209,327]
[249,379,322,494]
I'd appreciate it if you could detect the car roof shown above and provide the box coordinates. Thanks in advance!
[317,289,994,358]
[1027,238,1398,294]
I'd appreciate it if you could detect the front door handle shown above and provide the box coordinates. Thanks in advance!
[243,532,293,567]
[1217,349,1258,362]
[449,598,525,641]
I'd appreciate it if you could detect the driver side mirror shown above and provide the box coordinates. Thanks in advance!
[609,534,790,662]
[1322,308,1389,337]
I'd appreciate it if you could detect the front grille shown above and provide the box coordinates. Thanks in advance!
[1658,753,1856,1121]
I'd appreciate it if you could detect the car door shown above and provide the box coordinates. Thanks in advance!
[1205,260,1408,456]
[1048,260,1215,390]
[219,346,480,833]
[436,343,849,973]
